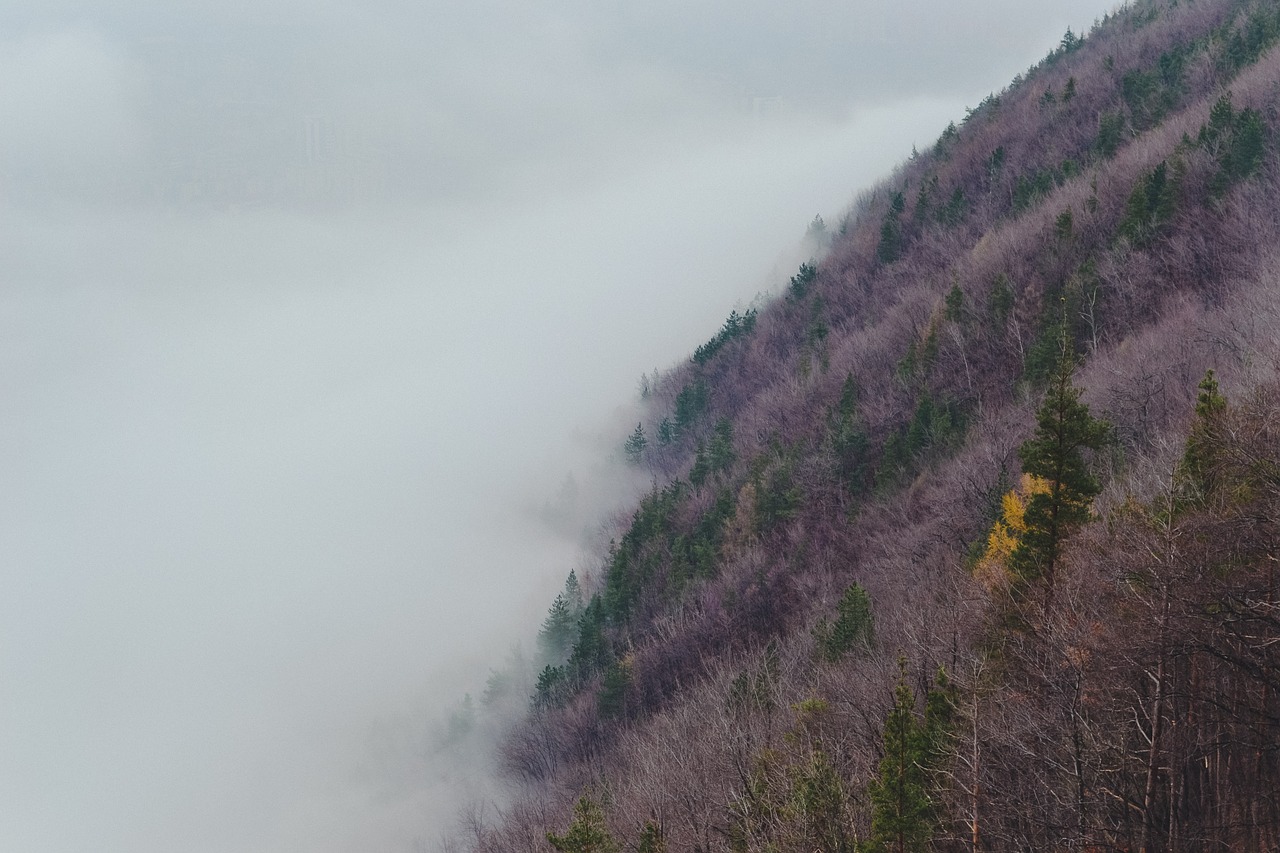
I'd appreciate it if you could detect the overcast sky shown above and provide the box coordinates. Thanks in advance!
[1,2,1118,851]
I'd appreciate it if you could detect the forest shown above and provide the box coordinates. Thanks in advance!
[444,1,1280,849]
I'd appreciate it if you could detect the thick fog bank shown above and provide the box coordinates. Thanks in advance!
[0,1,1120,850]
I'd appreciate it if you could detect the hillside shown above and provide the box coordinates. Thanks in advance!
[451,1,1280,849]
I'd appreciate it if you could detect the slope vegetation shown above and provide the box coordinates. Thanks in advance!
[457,1,1280,849]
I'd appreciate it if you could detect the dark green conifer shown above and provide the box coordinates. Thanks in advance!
[877,193,906,264]
[534,664,567,708]
[564,569,583,612]
[791,750,852,851]
[538,593,577,662]
[636,821,666,853]
[815,582,874,662]
[656,417,676,446]
[547,795,619,853]
[865,662,933,853]
[623,423,647,464]
[689,443,710,488]
[598,658,630,719]
[944,284,965,323]
[1009,335,1109,593]
[1175,369,1228,510]
[830,375,871,497]
[708,417,736,474]
[788,261,818,301]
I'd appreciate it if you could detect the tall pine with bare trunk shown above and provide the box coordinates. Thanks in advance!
[1009,335,1108,597]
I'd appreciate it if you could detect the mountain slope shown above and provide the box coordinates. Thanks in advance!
[457,1,1280,849]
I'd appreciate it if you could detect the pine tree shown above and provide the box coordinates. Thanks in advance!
[1009,335,1109,594]
[944,284,965,323]
[877,192,906,264]
[538,593,577,662]
[708,417,736,473]
[806,214,830,249]
[921,667,958,768]
[1119,160,1179,245]
[569,596,603,671]
[1199,93,1236,156]
[689,443,710,488]
[865,662,933,853]
[864,663,956,853]
[831,374,871,497]
[547,795,619,853]
[534,664,567,708]
[816,582,874,662]
[656,417,676,446]
[791,750,852,852]
[598,657,631,719]
[1175,369,1228,510]
[788,261,818,301]
[624,423,647,464]
[636,821,666,853]
[563,569,583,612]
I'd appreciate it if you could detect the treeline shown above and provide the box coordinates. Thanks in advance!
[445,1,1280,850]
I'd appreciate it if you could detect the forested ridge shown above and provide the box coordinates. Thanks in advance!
[446,1,1280,849]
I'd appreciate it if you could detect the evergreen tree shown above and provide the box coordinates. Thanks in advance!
[1221,108,1265,187]
[944,284,965,323]
[906,396,935,456]
[636,821,666,853]
[674,381,709,431]
[1175,369,1228,510]
[788,261,818,301]
[864,663,956,853]
[623,423,647,464]
[938,187,968,226]
[831,374,871,497]
[570,596,613,677]
[816,581,874,662]
[1200,93,1236,155]
[865,663,933,853]
[1054,209,1074,242]
[877,192,906,264]
[534,664,567,708]
[538,593,577,662]
[755,462,801,534]
[1009,335,1109,594]
[708,417,736,474]
[806,214,830,249]
[563,569,583,612]
[547,795,619,853]
[481,667,512,707]
[791,750,852,852]
[1095,111,1125,158]
[656,417,676,446]
[878,429,911,490]
[598,657,631,719]
[921,667,958,768]
[1119,159,1179,245]
[689,442,710,488]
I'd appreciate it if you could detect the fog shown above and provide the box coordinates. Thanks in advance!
[1,2,1118,850]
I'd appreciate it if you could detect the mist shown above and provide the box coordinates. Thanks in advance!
[1,2,1119,850]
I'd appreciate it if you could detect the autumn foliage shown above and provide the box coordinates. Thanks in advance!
[447,2,1280,850]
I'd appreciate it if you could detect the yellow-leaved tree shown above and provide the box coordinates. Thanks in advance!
[975,474,1050,589]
